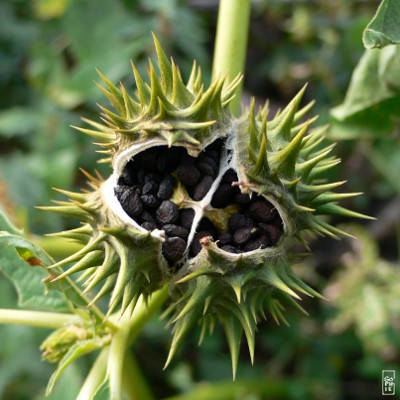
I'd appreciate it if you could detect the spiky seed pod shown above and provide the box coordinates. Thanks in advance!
[42,35,371,375]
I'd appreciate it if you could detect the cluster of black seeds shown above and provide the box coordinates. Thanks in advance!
[114,144,209,265]
[221,197,283,253]
[191,169,283,255]
[176,139,222,200]
[115,142,283,265]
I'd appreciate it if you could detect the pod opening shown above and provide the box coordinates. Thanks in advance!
[114,139,284,266]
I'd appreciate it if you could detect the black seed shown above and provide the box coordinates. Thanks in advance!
[120,161,138,186]
[242,235,269,252]
[193,176,214,201]
[228,214,253,231]
[249,199,276,222]
[191,231,212,256]
[234,192,251,205]
[137,169,147,185]
[141,194,160,209]
[217,232,232,246]
[258,223,282,245]
[142,180,158,195]
[144,172,162,185]
[221,245,239,253]
[222,169,238,184]
[176,164,201,187]
[156,200,179,225]
[141,211,156,224]
[117,176,126,186]
[157,175,176,200]
[141,221,157,231]
[162,236,187,263]
[233,227,257,245]
[179,208,195,230]
[114,186,126,198]
[118,169,136,186]
[115,186,143,218]
[197,162,217,177]
[197,155,217,176]
[211,183,236,208]
[162,224,189,239]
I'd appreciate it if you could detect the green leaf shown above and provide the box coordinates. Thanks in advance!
[46,339,106,395]
[0,229,95,313]
[0,208,81,312]
[0,233,69,312]
[0,231,54,267]
[363,0,400,49]
[330,47,400,138]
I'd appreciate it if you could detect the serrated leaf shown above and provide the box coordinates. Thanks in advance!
[0,244,69,312]
[363,0,400,49]
[0,232,54,267]
[0,222,86,311]
[0,215,70,312]
[46,338,106,395]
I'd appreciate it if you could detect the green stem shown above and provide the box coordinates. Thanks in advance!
[0,309,77,329]
[123,352,154,400]
[77,347,110,400]
[212,0,251,115]
[109,312,132,400]
[86,286,168,400]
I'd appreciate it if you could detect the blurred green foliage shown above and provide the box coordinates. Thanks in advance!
[0,0,209,235]
[1,0,400,399]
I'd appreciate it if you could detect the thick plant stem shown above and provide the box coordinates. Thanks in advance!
[77,347,110,400]
[102,286,168,400]
[0,309,77,329]
[123,352,154,400]
[212,0,251,115]
[108,311,132,400]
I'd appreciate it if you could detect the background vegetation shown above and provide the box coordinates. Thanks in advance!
[0,0,399,399]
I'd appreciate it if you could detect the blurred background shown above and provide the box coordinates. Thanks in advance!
[1,0,400,399]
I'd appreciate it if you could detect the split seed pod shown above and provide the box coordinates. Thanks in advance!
[42,35,371,375]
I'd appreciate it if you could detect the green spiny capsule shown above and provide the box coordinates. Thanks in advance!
[42,34,372,376]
